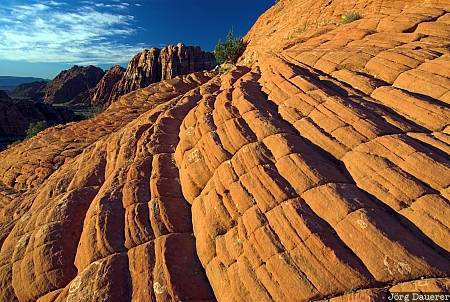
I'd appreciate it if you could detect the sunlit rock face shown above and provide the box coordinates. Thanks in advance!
[0,0,449,301]
[107,43,217,106]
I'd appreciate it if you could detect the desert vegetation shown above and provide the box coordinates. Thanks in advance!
[214,31,247,66]
[25,121,48,139]
[341,11,362,23]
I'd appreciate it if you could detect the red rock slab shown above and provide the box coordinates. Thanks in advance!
[1,0,450,301]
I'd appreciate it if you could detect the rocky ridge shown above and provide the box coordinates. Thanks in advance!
[8,81,47,102]
[106,43,216,107]
[44,65,104,104]
[0,0,449,301]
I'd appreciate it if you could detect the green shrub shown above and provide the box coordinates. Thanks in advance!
[25,121,48,139]
[214,31,247,65]
[341,11,362,24]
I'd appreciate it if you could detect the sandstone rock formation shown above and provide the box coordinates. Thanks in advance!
[91,65,125,107]
[44,65,104,104]
[158,43,217,80]
[107,43,216,106]
[0,0,449,301]
[9,81,47,102]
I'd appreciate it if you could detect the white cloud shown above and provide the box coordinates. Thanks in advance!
[0,1,145,64]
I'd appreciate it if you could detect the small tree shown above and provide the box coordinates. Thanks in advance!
[26,121,48,139]
[214,31,247,65]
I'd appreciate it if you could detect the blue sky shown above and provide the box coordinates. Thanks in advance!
[0,0,274,79]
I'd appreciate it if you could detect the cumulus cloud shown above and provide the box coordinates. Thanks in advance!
[0,0,145,64]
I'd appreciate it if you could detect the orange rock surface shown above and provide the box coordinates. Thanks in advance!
[0,0,449,301]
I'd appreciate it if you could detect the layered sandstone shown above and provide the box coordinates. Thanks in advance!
[44,65,104,104]
[0,0,449,301]
[107,43,216,106]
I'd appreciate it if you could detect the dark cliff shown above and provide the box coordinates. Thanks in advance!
[44,65,104,104]
[0,90,76,137]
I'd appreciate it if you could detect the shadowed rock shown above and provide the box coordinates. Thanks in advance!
[0,90,75,138]
[9,81,47,102]
[44,65,105,104]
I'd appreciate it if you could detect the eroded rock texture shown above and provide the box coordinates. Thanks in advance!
[0,0,449,301]
[108,43,217,106]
